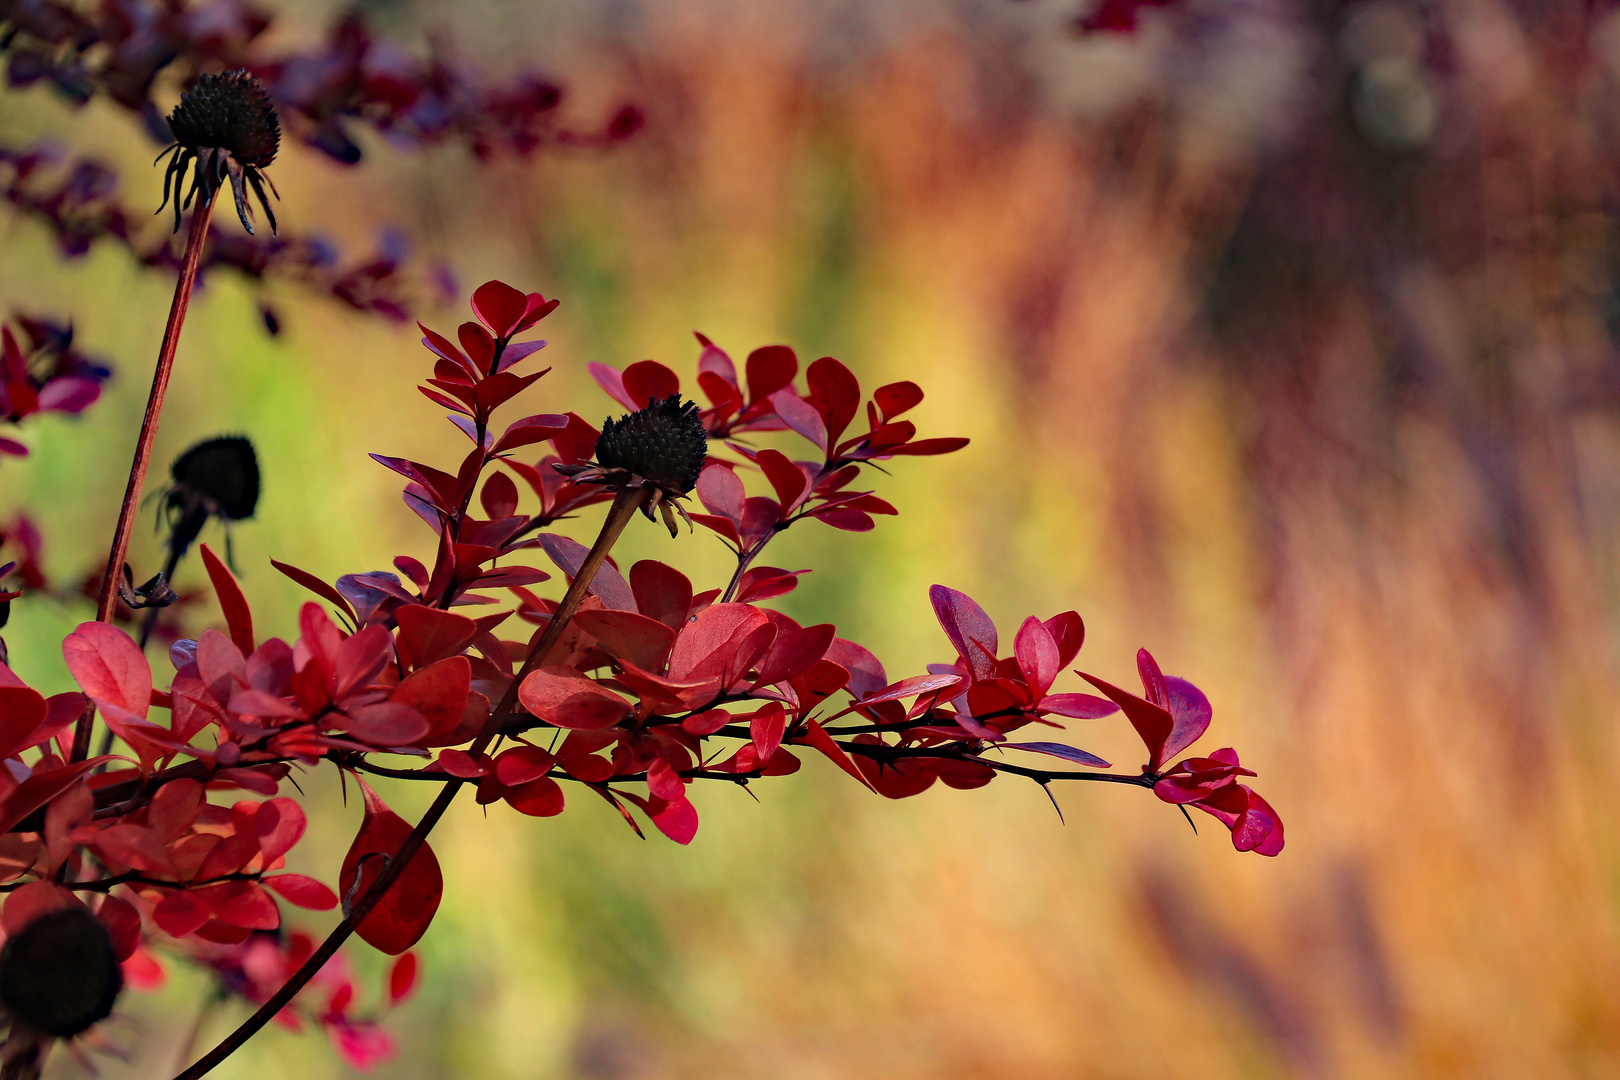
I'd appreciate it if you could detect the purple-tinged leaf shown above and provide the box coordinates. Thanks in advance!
[928,585,998,682]
[1003,742,1112,769]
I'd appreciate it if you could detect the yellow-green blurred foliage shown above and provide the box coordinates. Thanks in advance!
[4,0,1620,1077]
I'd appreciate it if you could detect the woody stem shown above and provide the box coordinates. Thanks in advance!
[170,485,650,1080]
[72,194,217,763]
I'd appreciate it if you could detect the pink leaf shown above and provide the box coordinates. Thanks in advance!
[63,622,150,717]
[928,586,998,682]
[1014,617,1060,698]
[770,389,828,454]
[262,874,339,910]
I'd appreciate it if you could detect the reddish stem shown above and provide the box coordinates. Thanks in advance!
[71,195,217,762]
[170,485,650,1080]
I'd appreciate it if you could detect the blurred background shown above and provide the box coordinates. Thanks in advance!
[4,0,1620,1076]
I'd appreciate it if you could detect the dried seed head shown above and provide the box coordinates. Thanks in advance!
[166,71,280,168]
[170,435,260,522]
[595,395,708,495]
[157,70,281,235]
[0,908,122,1038]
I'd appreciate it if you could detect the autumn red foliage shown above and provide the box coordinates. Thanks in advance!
[0,274,1280,1077]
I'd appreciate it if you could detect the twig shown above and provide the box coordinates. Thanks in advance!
[72,195,218,763]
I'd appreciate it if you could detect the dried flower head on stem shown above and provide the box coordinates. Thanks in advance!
[156,70,281,236]
[556,393,708,536]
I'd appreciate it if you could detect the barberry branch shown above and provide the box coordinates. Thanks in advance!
[171,485,650,1080]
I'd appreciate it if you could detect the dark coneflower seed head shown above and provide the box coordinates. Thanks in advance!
[0,907,122,1037]
[170,435,260,522]
[596,395,708,496]
[157,70,281,235]
[156,435,259,580]
[166,71,280,168]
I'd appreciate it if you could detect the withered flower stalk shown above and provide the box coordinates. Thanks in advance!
[75,73,280,762]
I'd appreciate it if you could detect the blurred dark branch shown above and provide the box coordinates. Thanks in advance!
[0,142,416,322]
[0,0,642,166]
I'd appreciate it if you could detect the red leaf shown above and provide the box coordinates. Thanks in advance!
[851,738,937,799]
[388,951,420,1005]
[0,759,104,833]
[1078,671,1175,771]
[1014,616,1060,698]
[96,895,142,961]
[928,585,998,682]
[753,621,834,687]
[645,756,685,801]
[395,605,479,668]
[587,362,639,411]
[435,749,490,778]
[391,657,472,745]
[847,673,964,711]
[493,745,554,786]
[744,345,797,403]
[695,463,745,524]
[621,790,698,844]
[755,449,808,512]
[622,360,681,408]
[823,638,886,698]
[628,561,693,631]
[197,880,280,930]
[884,437,970,456]
[807,357,860,448]
[735,567,808,603]
[749,702,787,763]
[667,603,770,683]
[199,544,254,655]
[471,280,529,337]
[689,513,741,548]
[1004,742,1112,768]
[572,609,677,671]
[0,686,48,760]
[341,702,430,747]
[271,560,358,626]
[63,622,150,716]
[263,874,339,910]
[505,776,565,817]
[812,508,874,532]
[153,889,212,938]
[256,797,307,865]
[793,719,874,791]
[480,471,520,519]
[1043,611,1085,669]
[148,779,204,842]
[872,381,923,423]
[3,881,77,935]
[493,413,570,454]
[770,389,828,454]
[1037,693,1120,719]
[340,777,443,955]
[932,758,996,789]
[518,668,631,729]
